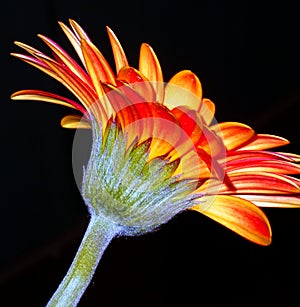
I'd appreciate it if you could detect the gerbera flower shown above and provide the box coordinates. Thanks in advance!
[10,19,300,306]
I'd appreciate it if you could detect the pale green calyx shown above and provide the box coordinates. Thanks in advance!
[82,121,200,236]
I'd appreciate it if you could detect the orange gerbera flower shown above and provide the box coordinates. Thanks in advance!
[10,19,300,306]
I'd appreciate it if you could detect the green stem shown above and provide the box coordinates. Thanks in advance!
[46,214,121,307]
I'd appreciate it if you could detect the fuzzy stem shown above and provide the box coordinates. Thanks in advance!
[46,214,121,307]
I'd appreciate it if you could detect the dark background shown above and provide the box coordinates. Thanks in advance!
[1,1,300,306]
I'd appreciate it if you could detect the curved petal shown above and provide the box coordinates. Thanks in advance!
[240,194,300,208]
[10,90,86,114]
[37,34,90,85]
[240,134,290,150]
[164,70,202,111]
[211,122,255,151]
[117,66,156,102]
[58,21,86,69]
[139,43,164,102]
[61,114,91,129]
[171,106,203,145]
[199,98,216,125]
[191,195,272,246]
[106,26,129,73]
[219,172,300,194]
[225,157,300,175]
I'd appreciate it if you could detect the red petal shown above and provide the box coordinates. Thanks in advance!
[240,134,290,150]
[226,158,300,175]
[219,172,300,194]
[240,194,300,208]
[11,90,86,114]
[191,195,272,245]
[211,122,255,151]
[117,66,156,102]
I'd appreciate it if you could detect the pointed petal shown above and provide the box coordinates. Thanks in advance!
[191,195,272,246]
[199,98,216,125]
[37,55,100,115]
[37,34,90,84]
[211,122,255,151]
[223,150,300,164]
[225,154,300,175]
[239,194,300,208]
[139,43,164,102]
[219,172,300,194]
[58,21,86,69]
[164,70,202,111]
[81,39,115,119]
[69,19,91,41]
[117,66,156,102]
[240,134,290,150]
[11,52,60,81]
[81,39,116,85]
[61,114,91,129]
[10,90,86,114]
[106,26,129,73]
[171,106,203,145]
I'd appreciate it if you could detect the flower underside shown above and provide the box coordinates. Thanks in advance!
[82,119,200,235]
[10,19,300,247]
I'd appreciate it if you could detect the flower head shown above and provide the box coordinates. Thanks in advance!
[11,19,300,247]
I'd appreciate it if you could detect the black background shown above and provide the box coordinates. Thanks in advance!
[1,1,300,306]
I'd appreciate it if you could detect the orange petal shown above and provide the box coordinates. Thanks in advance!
[106,26,129,73]
[191,195,272,246]
[117,66,156,102]
[240,194,300,208]
[10,90,86,114]
[240,134,290,150]
[115,101,181,158]
[230,160,300,175]
[37,55,101,116]
[164,70,202,111]
[219,172,300,194]
[61,114,91,129]
[81,39,116,86]
[58,21,86,69]
[223,150,299,164]
[211,122,255,151]
[69,19,90,41]
[139,43,164,102]
[38,34,90,85]
[171,106,203,145]
[81,39,116,120]
[199,98,216,125]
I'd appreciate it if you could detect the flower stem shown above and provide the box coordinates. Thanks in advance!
[46,214,121,307]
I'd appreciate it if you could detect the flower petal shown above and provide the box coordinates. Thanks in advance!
[58,21,86,69]
[164,70,202,111]
[199,98,216,125]
[61,114,91,129]
[106,26,129,73]
[10,90,86,114]
[211,122,255,151]
[219,172,300,194]
[37,34,90,85]
[240,134,290,150]
[139,43,164,102]
[240,194,300,208]
[117,66,156,102]
[226,158,300,175]
[191,195,272,246]
[81,39,116,120]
